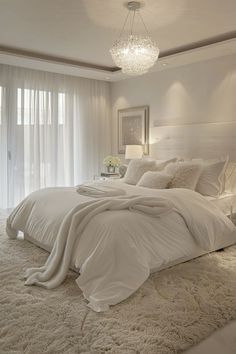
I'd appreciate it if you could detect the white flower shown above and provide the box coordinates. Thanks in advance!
[103,155,121,167]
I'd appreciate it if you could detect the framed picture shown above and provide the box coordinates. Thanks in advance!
[118,106,149,154]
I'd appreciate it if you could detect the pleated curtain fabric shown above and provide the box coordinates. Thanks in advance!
[0,64,111,208]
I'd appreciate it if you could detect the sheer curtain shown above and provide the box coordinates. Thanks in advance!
[0,64,111,208]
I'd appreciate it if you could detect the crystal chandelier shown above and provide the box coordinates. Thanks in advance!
[110,1,159,76]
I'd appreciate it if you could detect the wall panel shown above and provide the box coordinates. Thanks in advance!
[111,54,236,162]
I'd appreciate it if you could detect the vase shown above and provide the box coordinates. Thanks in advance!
[107,165,115,173]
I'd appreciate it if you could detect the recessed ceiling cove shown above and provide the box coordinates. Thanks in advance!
[0,0,235,70]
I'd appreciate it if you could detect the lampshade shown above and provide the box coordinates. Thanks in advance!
[125,145,143,159]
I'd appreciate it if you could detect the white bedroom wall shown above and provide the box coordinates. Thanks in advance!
[111,54,236,161]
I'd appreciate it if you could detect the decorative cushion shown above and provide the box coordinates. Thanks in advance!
[123,158,177,185]
[196,158,229,197]
[137,171,173,189]
[165,162,203,190]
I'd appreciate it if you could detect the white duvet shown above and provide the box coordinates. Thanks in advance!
[7,181,236,311]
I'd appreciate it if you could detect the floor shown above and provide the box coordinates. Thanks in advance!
[185,320,236,353]
[2,208,236,353]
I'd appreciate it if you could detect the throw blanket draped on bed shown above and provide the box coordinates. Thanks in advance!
[24,196,173,290]
[76,182,126,198]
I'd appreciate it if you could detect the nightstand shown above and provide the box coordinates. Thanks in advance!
[94,173,121,181]
[101,172,120,178]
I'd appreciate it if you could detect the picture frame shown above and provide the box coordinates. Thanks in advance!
[117,106,149,154]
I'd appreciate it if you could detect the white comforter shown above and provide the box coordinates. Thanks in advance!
[7,181,236,311]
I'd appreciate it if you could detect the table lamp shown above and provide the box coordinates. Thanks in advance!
[125,145,143,160]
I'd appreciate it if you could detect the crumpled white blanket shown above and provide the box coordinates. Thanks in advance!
[76,182,126,198]
[24,196,173,291]
[7,182,236,312]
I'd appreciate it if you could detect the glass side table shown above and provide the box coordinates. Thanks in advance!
[93,173,121,181]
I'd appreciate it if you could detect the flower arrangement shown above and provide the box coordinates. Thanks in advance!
[103,155,121,168]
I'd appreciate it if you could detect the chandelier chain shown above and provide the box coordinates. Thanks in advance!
[137,10,150,37]
[130,9,136,35]
[117,10,130,41]
[117,6,150,40]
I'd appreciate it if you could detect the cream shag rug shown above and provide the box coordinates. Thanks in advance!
[1,216,236,354]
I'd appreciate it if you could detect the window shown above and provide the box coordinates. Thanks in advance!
[17,88,52,125]
[17,89,65,126]
[0,65,109,209]
[58,92,65,125]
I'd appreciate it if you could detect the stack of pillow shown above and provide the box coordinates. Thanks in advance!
[122,157,232,197]
[122,158,177,186]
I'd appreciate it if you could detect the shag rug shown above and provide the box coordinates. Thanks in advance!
[1,216,236,354]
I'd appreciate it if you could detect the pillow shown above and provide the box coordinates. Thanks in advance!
[137,171,173,189]
[123,158,177,185]
[165,162,203,190]
[123,159,156,185]
[154,157,178,168]
[225,162,236,193]
[196,158,229,197]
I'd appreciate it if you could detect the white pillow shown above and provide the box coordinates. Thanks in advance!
[196,159,229,197]
[225,162,236,193]
[137,171,173,189]
[123,160,157,185]
[154,157,178,167]
[123,158,177,185]
[165,162,203,190]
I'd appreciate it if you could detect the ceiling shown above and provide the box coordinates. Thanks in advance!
[0,0,236,79]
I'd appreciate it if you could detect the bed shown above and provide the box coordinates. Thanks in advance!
[6,179,236,312]
[206,193,236,219]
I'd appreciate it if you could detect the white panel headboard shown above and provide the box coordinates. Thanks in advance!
[150,121,236,161]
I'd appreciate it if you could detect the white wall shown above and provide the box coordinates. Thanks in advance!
[111,54,236,161]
